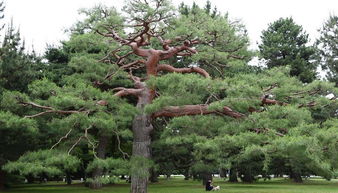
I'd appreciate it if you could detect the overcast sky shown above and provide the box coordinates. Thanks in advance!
[3,0,338,54]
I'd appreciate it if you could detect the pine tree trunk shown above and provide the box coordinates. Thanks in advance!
[291,172,303,183]
[219,168,227,178]
[149,168,158,183]
[229,168,238,182]
[130,114,153,193]
[202,172,212,185]
[0,169,5,190]
[89,135,109,189]
[183,168,190,180]
[66,173,72,185]
[27,174,34,184]
[130,87,153,193]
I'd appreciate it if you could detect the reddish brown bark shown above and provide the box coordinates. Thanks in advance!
[261,97,288,106]
[157,64,210,78]
[153,105,244,119]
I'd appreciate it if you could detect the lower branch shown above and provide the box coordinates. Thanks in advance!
[153,104,244,119]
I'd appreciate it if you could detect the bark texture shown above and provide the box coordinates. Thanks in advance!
[153,105,244,119]
[89,135,109,189]
[131,87,154,193]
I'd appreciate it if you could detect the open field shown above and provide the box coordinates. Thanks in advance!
[4,178,338,193]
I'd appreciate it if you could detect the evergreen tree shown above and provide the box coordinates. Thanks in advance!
[0,1,4,31]
[316,15,338,86]
[0,21,41,93]
[2,1,338,193]
[167,4,252,78]
[259,17,316,83]
[0,2,42,188]
[2,5,135,189]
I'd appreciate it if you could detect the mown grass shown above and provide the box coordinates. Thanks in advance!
[4,177,338,193]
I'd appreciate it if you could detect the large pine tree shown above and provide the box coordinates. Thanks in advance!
[259,17,316,83]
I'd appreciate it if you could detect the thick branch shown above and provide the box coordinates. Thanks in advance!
[153,104,244,119]
[129,42,149,57]
[113,87,143,97]
[157,64,210,78]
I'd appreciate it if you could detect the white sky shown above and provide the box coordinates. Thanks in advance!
[3,0,338,54]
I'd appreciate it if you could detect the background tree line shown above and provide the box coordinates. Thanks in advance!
[0,0,337,193]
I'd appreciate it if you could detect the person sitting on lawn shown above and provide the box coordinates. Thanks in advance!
[205,180,220,191]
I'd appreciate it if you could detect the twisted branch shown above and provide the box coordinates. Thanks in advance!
[112,130,130,160]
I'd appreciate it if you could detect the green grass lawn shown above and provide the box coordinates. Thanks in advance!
[4,178,338,193]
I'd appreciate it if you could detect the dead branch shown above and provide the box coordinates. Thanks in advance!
[20,102,53,110]
[68,136,84,155]
[68,126,97,158]
[21,101,90,118]
[24,110,88,118]
[50,129,73,150]
[112,130,130,160]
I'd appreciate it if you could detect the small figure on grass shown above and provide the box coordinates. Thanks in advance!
[205,180,220,191]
